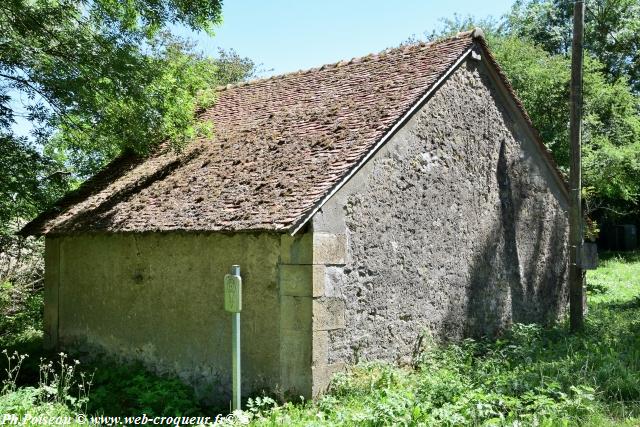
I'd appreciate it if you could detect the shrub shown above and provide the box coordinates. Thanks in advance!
[85,359,203,416]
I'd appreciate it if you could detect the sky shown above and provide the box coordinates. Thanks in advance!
[13,0,515,139]
[177,0,514,77]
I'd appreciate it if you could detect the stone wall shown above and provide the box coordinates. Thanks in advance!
[43,56,570,402]
[311,57,569,369]
[45,232,305,403]
[277,232,349,398]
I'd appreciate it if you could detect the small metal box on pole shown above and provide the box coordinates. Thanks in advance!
[579,242,599,270]
[224,265,242,411]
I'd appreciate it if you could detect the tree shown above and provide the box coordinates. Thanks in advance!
[0,0,255,238]
[426,15,640,222]
[489,35,640,214]
[506,0,640,92]
[0,137,68,237]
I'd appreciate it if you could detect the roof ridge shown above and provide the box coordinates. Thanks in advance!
[20,29,483,235]
[216,29,482,93]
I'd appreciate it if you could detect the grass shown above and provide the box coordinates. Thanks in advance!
[588,251,640,303]
[1,251,639,426]
[0,281,208,422]
[242,251,640,426]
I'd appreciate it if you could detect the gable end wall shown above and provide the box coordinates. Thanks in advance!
[311,57,569,379]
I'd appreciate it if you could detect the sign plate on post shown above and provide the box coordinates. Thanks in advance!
[579,242,599,270]
[224,274,242,312]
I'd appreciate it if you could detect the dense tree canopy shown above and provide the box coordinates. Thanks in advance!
[506,0,640,91]
[0,0,255,237]
[429,2,640,224]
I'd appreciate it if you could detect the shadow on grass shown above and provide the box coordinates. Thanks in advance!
[597,250,640,264]
[600,295,640,311]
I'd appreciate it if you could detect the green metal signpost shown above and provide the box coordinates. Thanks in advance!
[224,265,242,411]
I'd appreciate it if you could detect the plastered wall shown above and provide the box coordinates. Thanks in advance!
[45,232,316,402]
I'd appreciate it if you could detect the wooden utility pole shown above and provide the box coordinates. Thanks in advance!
[569,0,585,332]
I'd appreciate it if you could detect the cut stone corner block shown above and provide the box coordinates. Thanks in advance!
[313,297,346,331]
[43,238,60,350]
[279,264,327,297]
[312,232,347,265]
[279,329,313,400]
[280,232,313,264]
[278,232,348,401]
[280,296,313,331]
[312,362,346,398]
[312,330,329,366]
[279,231,347,266]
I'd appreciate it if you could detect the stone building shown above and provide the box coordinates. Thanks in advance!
[21,29,569,401]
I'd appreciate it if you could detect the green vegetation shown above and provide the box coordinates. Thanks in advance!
[86,359,204,416]
[505,0,640,93]
[0,348,206,424]
[428,3,640,225]
[0,345,207,422]
[0,0,256,242]
[1,252,639,425]
[0,237,44,349]
[241,252,640,426]
[0,351,90,424]
[1,1,638,422]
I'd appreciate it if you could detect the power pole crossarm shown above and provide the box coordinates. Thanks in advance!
[569,0,585,332]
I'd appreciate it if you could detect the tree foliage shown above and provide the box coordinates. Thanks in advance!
[0,0,256,236]
[506,0,640,92]
[429,6,640,219]
[488,35,640,214]
[0,137,67,237]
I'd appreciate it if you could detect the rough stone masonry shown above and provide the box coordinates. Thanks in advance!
[311,57,568,371]
[30,32,569,403]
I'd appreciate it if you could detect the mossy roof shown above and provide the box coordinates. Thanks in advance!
[21,30,565,236]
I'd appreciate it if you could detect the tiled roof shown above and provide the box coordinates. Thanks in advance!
[20,31,534,236]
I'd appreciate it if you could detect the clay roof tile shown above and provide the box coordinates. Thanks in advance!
[21,33,488,235]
